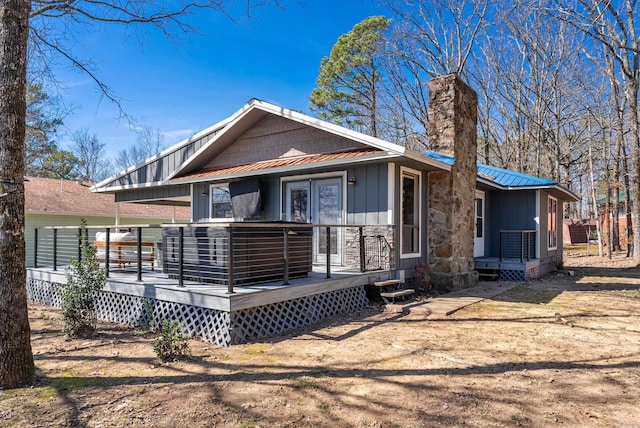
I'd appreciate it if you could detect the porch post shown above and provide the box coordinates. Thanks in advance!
[283,227,289,285]
[178,226,184,287]
[53,228,57,271]
[227,226,235,293]
[359,227,365,272]
[77,227,82,262]
[326,226,331,278]
[136,226,142,282]
[105,228,110,277]
[33,228,38,268]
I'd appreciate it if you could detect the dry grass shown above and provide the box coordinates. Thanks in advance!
[1,252,639,427]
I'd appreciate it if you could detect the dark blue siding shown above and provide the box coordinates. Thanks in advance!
[487,190,537,257]
[347,163,388,225]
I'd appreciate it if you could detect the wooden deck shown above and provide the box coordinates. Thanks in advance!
[474,257,541,281]
[27,265,393,312]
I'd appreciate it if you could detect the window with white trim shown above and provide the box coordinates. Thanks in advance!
[548,196,557,250]
[210,185,232,219]
[401,167,421,256]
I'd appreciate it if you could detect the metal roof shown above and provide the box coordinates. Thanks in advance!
[172,148,385,182]
[427,151,556,187]
[425,151,579,202]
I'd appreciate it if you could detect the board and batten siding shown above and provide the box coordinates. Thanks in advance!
[346,162,389,225]
[190,164,390,224]
[487,190,537,258]
[103,130,220,189]
[205,115,367,170]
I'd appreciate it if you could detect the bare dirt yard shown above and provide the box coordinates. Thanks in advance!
[2,249,640,427]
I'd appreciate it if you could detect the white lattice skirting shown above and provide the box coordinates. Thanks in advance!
[27,278,368,346]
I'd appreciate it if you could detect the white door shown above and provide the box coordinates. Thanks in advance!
[474,190,485,258]
[284,178,343,265]
[285,181,310,223]
[313,178,343,264]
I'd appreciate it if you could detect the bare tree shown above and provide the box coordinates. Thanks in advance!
[115,125,166,172]
[384,0,490,149]
[28,1,233,116]
[70,128,112,182]
[548,0,640,260]
[476,1,592,189]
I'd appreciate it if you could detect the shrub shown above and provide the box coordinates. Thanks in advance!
[62,220,106,338]
[153,320,191,362]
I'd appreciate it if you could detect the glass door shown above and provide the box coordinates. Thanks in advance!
[285,181,310,223]
[313,178,343,265]
[284,177,343,265]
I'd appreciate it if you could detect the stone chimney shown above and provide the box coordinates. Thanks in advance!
[427,74,479,290]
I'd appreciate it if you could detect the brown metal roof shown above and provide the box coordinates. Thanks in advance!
[173,148,385,181]
[25,176,190,218]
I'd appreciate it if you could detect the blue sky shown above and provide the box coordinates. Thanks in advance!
[53,1,388,160]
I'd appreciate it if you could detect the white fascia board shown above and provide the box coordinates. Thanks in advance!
[91,180,170,193]
[167,100,267,181]
[256,101,456,174]
[169,99,450,180]
[90,116,234,192]
[475,178,579,202]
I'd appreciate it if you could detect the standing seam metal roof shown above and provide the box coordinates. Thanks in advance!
[425,151,557,188]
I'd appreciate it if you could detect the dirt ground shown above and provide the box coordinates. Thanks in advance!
[2,250,640,427]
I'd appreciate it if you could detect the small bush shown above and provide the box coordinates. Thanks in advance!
[153,320,191,362]
[62,220,106,338]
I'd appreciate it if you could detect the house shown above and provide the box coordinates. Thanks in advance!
[27,75,578,345]
[89,74,577,284]
[24,176,189,267]
[426,151,578,280]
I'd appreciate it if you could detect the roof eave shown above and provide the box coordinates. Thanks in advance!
[170,152,403,185]
[476,178,579,201]
[90,180,170,194]
[168,99,419,180]
[90,117,233,192]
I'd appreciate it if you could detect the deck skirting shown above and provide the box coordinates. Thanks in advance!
[26,277,368,346]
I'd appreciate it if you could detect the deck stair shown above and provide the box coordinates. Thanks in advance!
[475,267,500,281]
[371,279,415,303]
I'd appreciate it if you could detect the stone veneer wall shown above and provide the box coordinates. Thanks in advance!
[427,74,479,290]
[344,225,395,271]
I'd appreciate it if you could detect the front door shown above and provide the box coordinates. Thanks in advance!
[474,190,485,258]
[285,177,343,264]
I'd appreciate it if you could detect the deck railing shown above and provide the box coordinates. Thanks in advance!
[33,222,395,293]
[499,230,537,262]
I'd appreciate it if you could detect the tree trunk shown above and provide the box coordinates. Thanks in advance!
[0,0,35,389]
[626,81,640,261]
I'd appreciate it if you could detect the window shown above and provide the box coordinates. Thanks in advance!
[475,197,483,238]
[548,196,557,250]
[211,185,232,219]
[401,168,421,256]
